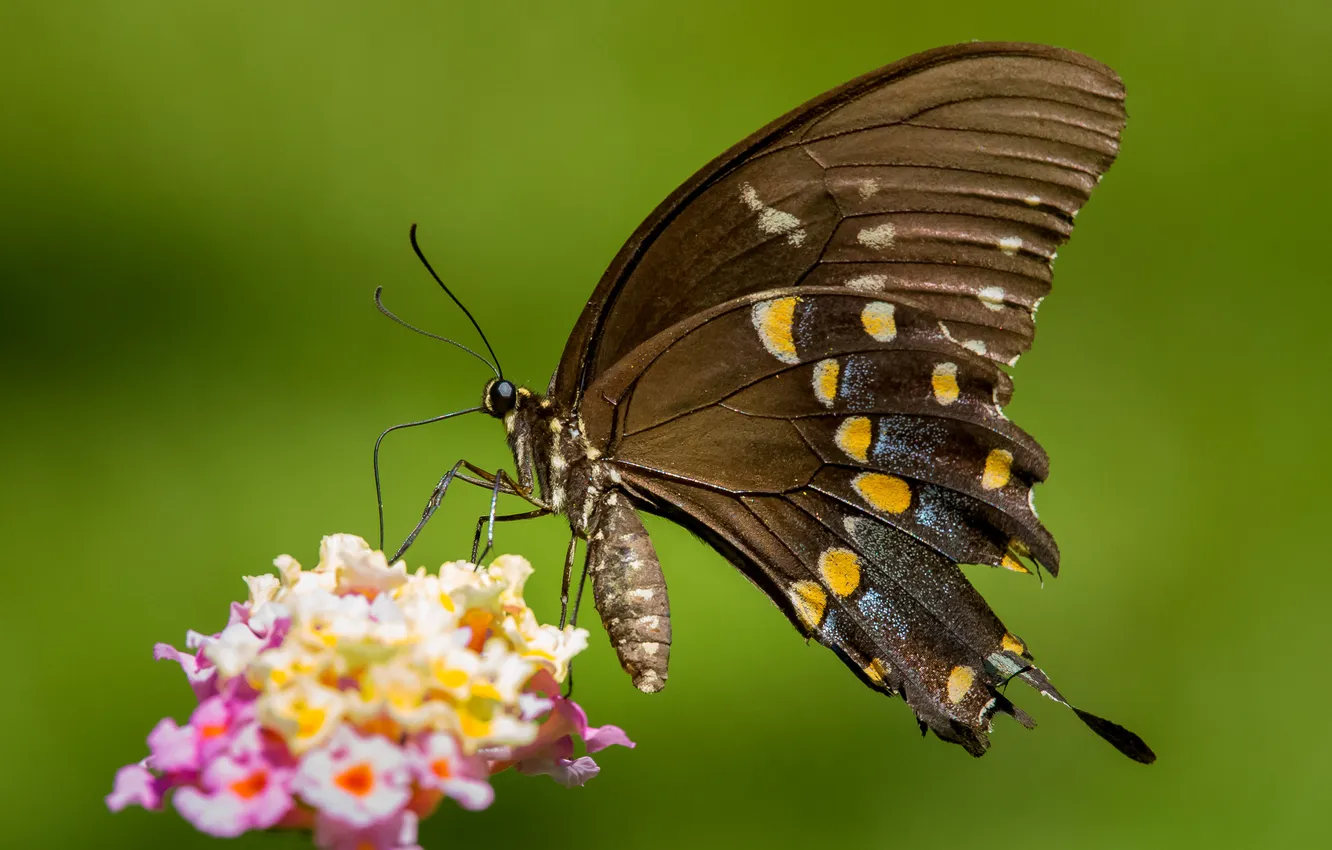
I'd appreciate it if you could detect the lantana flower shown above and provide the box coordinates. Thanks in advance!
[108,535,633,848]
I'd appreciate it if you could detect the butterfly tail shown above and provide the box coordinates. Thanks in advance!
[1018,667,1156,764]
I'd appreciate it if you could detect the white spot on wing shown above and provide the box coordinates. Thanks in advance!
[845,274,888,292]
[857,223,896,250]
[962,339,988,355]
[857,178,880,199]
[978,286,1006,311]
[999,236,1023,256]
[1023,195,1041,207]
[740,182,806,246]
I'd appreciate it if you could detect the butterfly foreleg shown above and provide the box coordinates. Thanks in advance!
[454,464,546,509]
[391,461,547,562]
[390,459,474,561]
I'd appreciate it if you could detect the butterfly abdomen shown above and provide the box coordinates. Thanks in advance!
[586,490,672,693]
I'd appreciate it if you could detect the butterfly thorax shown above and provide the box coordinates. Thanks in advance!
[492,384,672,692]
[502,386,613,534]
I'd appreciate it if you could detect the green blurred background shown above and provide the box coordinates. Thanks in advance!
[4,1,1328,847]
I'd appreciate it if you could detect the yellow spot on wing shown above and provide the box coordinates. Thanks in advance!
[813,359,840,408]
[860,301,897,341]
[1001,633,1025,654]
[752,297,800,364]
[835,417,872,462]
[982,449,1014,490]
[999,554,1030,574]
[790,580,827,631]
[853,472,911,514]
[931,363,959,405]
[946,665,975,704]
[864,658,891,685]
[819,548,861,597]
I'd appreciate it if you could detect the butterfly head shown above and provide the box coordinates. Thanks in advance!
[482,378,518,418]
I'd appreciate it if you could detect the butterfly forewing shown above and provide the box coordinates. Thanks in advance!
[553,42,1126,405]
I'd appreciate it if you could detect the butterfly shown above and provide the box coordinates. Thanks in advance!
[379,41,1154,762]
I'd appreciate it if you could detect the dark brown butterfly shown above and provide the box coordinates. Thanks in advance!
[381,41,1154,762]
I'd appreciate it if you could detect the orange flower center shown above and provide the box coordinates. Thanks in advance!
[229,770,269,800]
[461,610,493,653]
[335,763,376,797]
[431,758,452,779]
[359,715,402,741]
[200,722,227,739]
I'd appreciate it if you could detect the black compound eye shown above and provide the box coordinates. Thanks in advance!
[486,379,517,416]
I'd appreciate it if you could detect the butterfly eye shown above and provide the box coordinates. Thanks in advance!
[485,379,517,417]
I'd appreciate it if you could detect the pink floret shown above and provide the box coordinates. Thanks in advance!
[173,754,293,838]
[153,642,218,701]
[483,696,634,788]
[146,717,200,774]
[106,763,166,812]
[314,810,422,850]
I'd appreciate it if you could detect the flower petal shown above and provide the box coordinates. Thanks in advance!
[106,763,165,812]
[153,642,217,701]
[584,723,635,754]
[146,717,199,773]
[518,756,601,788]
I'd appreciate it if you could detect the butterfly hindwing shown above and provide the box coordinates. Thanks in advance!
[597,287,1051,573]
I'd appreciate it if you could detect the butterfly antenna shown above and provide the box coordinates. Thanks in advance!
[409,223,504,378]
[374,287,499,378]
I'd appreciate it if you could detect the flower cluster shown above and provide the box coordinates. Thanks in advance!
[108,535,632,848]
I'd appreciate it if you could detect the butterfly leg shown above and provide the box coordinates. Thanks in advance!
[390,459,474,561]
[562,534,592,699]
[470,508,551,564]
[455,464,546,509]
[557,533,580,628]
[569,546,591,629]
[460,464,550,564]
[392,461,548,561]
